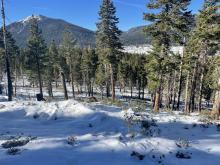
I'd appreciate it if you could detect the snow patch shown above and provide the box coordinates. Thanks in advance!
[18,15,43,24]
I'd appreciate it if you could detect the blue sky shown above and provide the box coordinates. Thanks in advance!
[5,0,204,31]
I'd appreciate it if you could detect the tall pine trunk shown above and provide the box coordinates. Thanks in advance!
[130,80,133,99]
[71,73,75,99]
[1,0,13,101]
[61,72,68,100]
[189,62,198,112]
[138,79,141,99]
[177,59,183,110]
[212,78,220,120]
[36,55,43,97]
[47,81,53,98]
[14,65,18,97]
[166,73,172,109]
[142,85,145,100]
[198,72,204,112]
[154,74,162,112]
[171,71,177,110]
[105,64,110,98]
[110,64,115,101]
[184,71,190,113]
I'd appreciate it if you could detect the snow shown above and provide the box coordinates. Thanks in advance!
[123,44,184,55]
[18,15,42,24]
[0,95,220,165]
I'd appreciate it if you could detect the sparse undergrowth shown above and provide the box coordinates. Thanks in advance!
[101,98,124,107]
[199,109,214,122]
[2,138,30,149]
[67,135,77,146]
[1,135,37,156]
[6,148,22,155]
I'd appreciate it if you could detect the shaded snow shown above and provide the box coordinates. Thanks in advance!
[0,96,220,165]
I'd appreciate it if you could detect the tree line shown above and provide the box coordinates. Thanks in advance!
[0,0,219,118]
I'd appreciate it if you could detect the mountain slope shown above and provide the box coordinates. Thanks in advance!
[7,15,96,48]
[8,15,150,48]
[121,26,151,46]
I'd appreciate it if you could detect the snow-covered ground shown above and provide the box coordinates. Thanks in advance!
[0,95,220,165]
[123,44,184,55]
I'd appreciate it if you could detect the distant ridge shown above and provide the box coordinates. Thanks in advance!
[7,15,96,48]
[7,15,150,48]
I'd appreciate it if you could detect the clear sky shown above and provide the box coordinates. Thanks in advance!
[5,0,204,31]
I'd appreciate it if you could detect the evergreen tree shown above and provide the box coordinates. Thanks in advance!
[212,57,220,119]
[144,0,192,112]
[0,30,20,96]
[45,40,60,98]
[185,0,219,114]
[95,63,106,99]
[96,0,123,101]
[26,15,47,98]
[60,30,77,98]
[135,55,148,100]
[68,47,83,94]
[81,48,98,96]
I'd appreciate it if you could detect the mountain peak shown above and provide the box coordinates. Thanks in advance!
[18,15,46,24]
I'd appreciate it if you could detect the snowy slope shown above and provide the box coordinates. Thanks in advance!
[0,97,220,165]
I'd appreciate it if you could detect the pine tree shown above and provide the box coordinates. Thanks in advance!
[45,40,59,98]
[212,57,220,119]
[185,0,219,114]
[1,0,13,101]
[144,0,192,112]
[73,48,83,93]
[135,55,147,99]
[96,0,123,101]
[0,31,20,96]
[95,63,106,99]
[26,15,47,98]
[81,48,98,96]
[60,30,77,98]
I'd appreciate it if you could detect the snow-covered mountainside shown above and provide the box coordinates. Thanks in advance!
[7,15,96,48]
[0,96,219,165]
[18,15,42,24]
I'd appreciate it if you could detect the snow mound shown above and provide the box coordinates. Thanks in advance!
[0,100,94,120]
[26,100,94,119]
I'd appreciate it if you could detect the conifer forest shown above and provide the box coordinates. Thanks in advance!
[0,0,219,164]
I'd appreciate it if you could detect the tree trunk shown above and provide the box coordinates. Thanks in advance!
[142,85,145,100]
[138,79,141,99]
[71,73,75,99]
[14,66,18,97]
[154,74,162,113]
[61,72,68,100]
[106,81,110,98]
[48,81,53,98]
[212,78,220,120]
[36,55,43,97]
[166,73,172,109]
[172,71,177,110]
[130,80,133,99]
[154,89,160,113]
[177,61,183,110]
[105,64,110,98]
[110,64,115,101]
[1,0,13,101]
[189,62,198,112]
[198,72,204,112]
[184,71,190,113]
